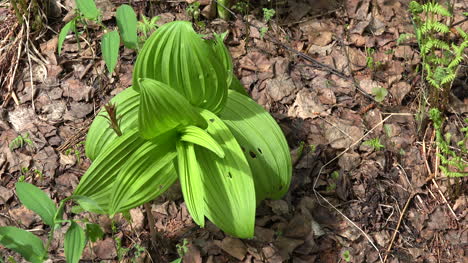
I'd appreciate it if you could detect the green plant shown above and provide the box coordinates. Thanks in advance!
[9,133,34,151]
[0,183,104,262]
[429,108,467,177]
[232,0,249,15]
[137,15,160,44]
[186,1,205,28]
[58,1,139,73]
[409,1,468,108]
[260,8,276,39]
[73,21,292,239]
[363,138,385,151]
[371,86,388,102]
[342,249,351,262]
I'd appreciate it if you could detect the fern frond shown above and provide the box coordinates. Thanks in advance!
[422,2,452,17]
[409,1,423,14]
[455,27,468,40]
[421,20,450,34]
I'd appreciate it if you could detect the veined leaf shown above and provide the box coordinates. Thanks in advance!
[58,19,76,55]
[86,87,140,161]
[207,32,233,87]
[0,227,46,263]
[75,0,100,20]
[102,30,120,73]
[133,21,228,113]
[138,78,207,139]
[15,182,57,226]
[176,141,205,226]
[219,90,292,201]
[116,5,138,49]
[195,109,255,238]
[75,129,146,213]
[64,222,86,263]
[179,125,224,158]
[110,132,178,214]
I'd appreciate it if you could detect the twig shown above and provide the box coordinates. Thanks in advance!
[144,202,162,261]
[23,11,35,111]
[312,115,394,263]
[383,191,419,263]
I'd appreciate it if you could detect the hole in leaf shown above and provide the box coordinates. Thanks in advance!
[257,148,263,154]
[209,118,215,122]
[227,172,232,179]
[249,150,257,158]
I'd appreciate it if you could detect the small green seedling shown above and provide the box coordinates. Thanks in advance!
[9,133,34,151]
[371,86,388,102]
[363,138,385,151]
[260,8,276,39]
[137,15,160,44]
[342,249,351,262]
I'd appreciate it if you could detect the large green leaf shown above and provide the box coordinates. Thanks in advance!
[132,21,228,113]
[207,32,233,87]
[110,132,178,214]
[0,227,46,263]
[64,221,86,263]
[75,0,100,20]
[219,91,292,201]
[86,87,140,161]
[195,109,255,238]
[116,5,138,50]
[138,78,207,139]
[15,182,57,226]
[176,141,205,227]
[179,125,224,158]
[101,30,120,73]
[75,129,146,213]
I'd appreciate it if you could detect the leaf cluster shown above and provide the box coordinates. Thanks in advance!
[0,183,104,262]
[410,1,468,91]
[74,21,292,238]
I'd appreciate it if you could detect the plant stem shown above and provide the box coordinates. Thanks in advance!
[144,202,161,260]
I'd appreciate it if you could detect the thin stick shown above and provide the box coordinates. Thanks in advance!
[144,202,161,260]
[312,115,394,263]
[23,12,35,111]
[383,192,417,263]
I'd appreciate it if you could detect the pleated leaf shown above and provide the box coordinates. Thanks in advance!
[132,21,228,113]
[207,32,233,87]
[64,221,86,263]
[138,78,206,139]
[86,87,140,161]
[195,109,255,238]
[219,90,292,201]
[179,125,224,158]
[75,129,146,213]
[110,132,178,214]
[176,141,205,226]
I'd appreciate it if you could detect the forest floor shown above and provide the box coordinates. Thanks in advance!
[0,0,467,262]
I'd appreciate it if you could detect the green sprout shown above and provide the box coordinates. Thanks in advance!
[363,138,385,151]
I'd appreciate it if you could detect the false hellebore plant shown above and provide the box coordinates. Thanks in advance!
[74,21,292,238]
